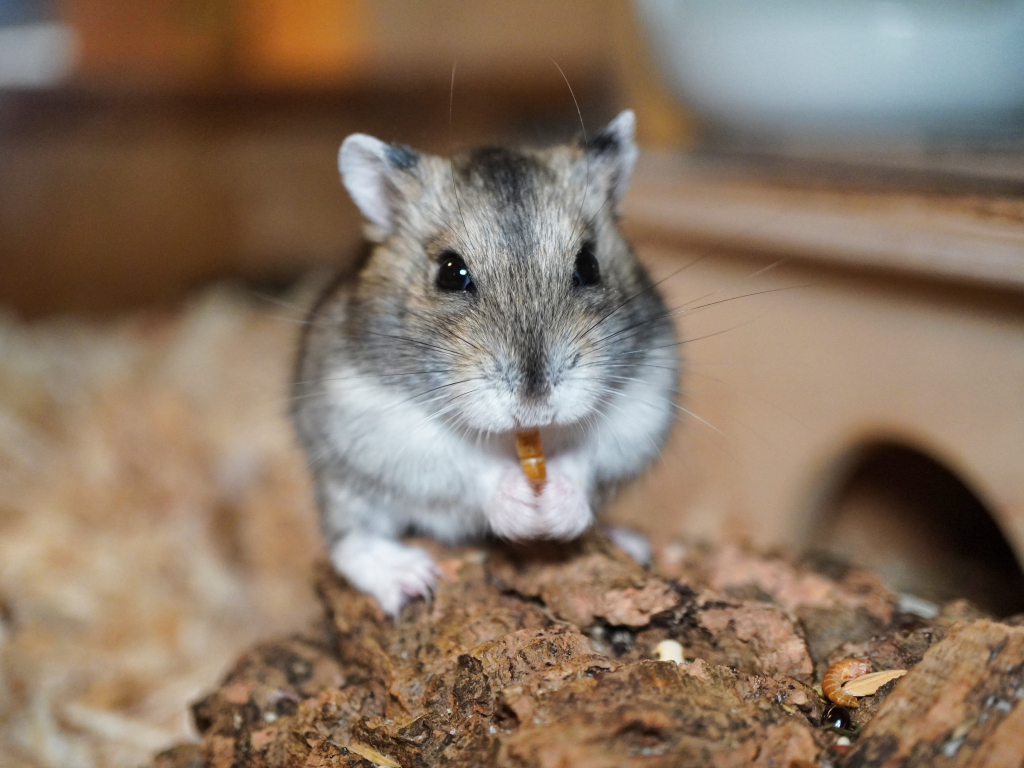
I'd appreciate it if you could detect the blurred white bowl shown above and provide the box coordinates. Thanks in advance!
[634,0,1024,142]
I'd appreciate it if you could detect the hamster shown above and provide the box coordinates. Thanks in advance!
[291,110,678,615]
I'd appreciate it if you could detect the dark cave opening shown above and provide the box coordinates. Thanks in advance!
[810,442,1024,618]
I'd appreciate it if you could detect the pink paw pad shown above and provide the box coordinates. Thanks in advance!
[485,468,592,541]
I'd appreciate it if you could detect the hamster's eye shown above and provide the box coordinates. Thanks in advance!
[572,240,601,288]
[436,250,475,293]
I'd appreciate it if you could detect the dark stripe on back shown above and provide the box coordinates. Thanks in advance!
[464,146,542,208]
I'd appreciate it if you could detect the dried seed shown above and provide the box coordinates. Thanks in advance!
[346,742,400,768]
[840,668,908,697]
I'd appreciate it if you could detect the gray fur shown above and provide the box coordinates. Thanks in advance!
[292,111,679,614]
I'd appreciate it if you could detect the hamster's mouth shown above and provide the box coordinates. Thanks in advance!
[450,374,603,434]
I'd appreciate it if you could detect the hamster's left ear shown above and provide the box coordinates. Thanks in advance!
[580,109,639,205]
[339,134,420,241]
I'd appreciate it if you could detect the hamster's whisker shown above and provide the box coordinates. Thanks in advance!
[670,402,725,436]
[589,285,800,351]
[580,360,679,375]
[551,59,591,252]
[447,61,475,250]
[292,368,457,388]
[572,253,713,344]
[593,399,637,457]
[603,382,724,437]
[570,381,619,419]
[588,283,803,355]
[589,254,791,346]
[369,300,488,355]
[566,412,588,443]
[386,388,483,465]
[267,315,317,326]
[621,310,777,356]
[379,396,470,462]
[584,387,662,455]
[598,371,660,386]
[674,257,792,313]
[442,327,489,355]
[587,361,808,434]
[672,284,811,317]
[302,438,340,472]
[450,406,484,446]
[248,291,313,317]
[572,194,612,256]
[286,372,461,405]
[593,374,684,406]
[384,377,486,414]
[362,331,462,358]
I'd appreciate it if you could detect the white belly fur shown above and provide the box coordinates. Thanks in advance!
[323,352,676,541]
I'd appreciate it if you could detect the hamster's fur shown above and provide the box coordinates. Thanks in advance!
[292,111,678,614]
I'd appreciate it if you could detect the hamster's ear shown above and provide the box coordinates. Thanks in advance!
[339,134,419,242]
[580,109,639,205]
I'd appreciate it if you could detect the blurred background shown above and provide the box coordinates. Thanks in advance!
[1,2,1023,766]
[0,0,694,317]
[3,0,1024,317]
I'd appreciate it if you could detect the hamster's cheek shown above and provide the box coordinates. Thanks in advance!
[484,468,593,542]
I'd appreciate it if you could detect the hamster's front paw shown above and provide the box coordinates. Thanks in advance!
[605,524,653,567]
[330,533,439,616]
[485,468,593,541]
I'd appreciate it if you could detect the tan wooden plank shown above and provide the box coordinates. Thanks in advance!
[625,155,1024,291]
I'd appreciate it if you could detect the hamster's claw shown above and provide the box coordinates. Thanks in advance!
[330,534,439,616]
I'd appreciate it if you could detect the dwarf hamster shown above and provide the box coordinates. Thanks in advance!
[291,110,678,615]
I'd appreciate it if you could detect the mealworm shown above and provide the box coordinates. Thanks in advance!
[514,428,546,492]
[822,658,871,708]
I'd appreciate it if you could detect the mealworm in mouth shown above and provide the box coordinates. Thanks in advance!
[514,428,546,492]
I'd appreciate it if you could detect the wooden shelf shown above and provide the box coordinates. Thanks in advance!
[625,152,1024,292]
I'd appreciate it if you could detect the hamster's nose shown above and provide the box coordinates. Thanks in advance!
[518,350,550,402]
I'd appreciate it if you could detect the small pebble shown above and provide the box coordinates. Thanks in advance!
[654,639,685,664]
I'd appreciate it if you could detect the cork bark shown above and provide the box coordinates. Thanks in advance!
[154,536,1024,768]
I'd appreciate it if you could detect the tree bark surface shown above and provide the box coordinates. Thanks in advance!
[154,536,1024,768]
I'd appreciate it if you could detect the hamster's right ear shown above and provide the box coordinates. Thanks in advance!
[339,134,420,242]
[580,110,639,206]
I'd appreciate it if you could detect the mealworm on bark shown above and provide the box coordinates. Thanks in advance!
[822,658,872,708]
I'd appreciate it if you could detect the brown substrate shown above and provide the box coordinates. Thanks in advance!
[155,535,1024,768]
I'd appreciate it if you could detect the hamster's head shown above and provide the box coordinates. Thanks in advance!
[338,110,676,434]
